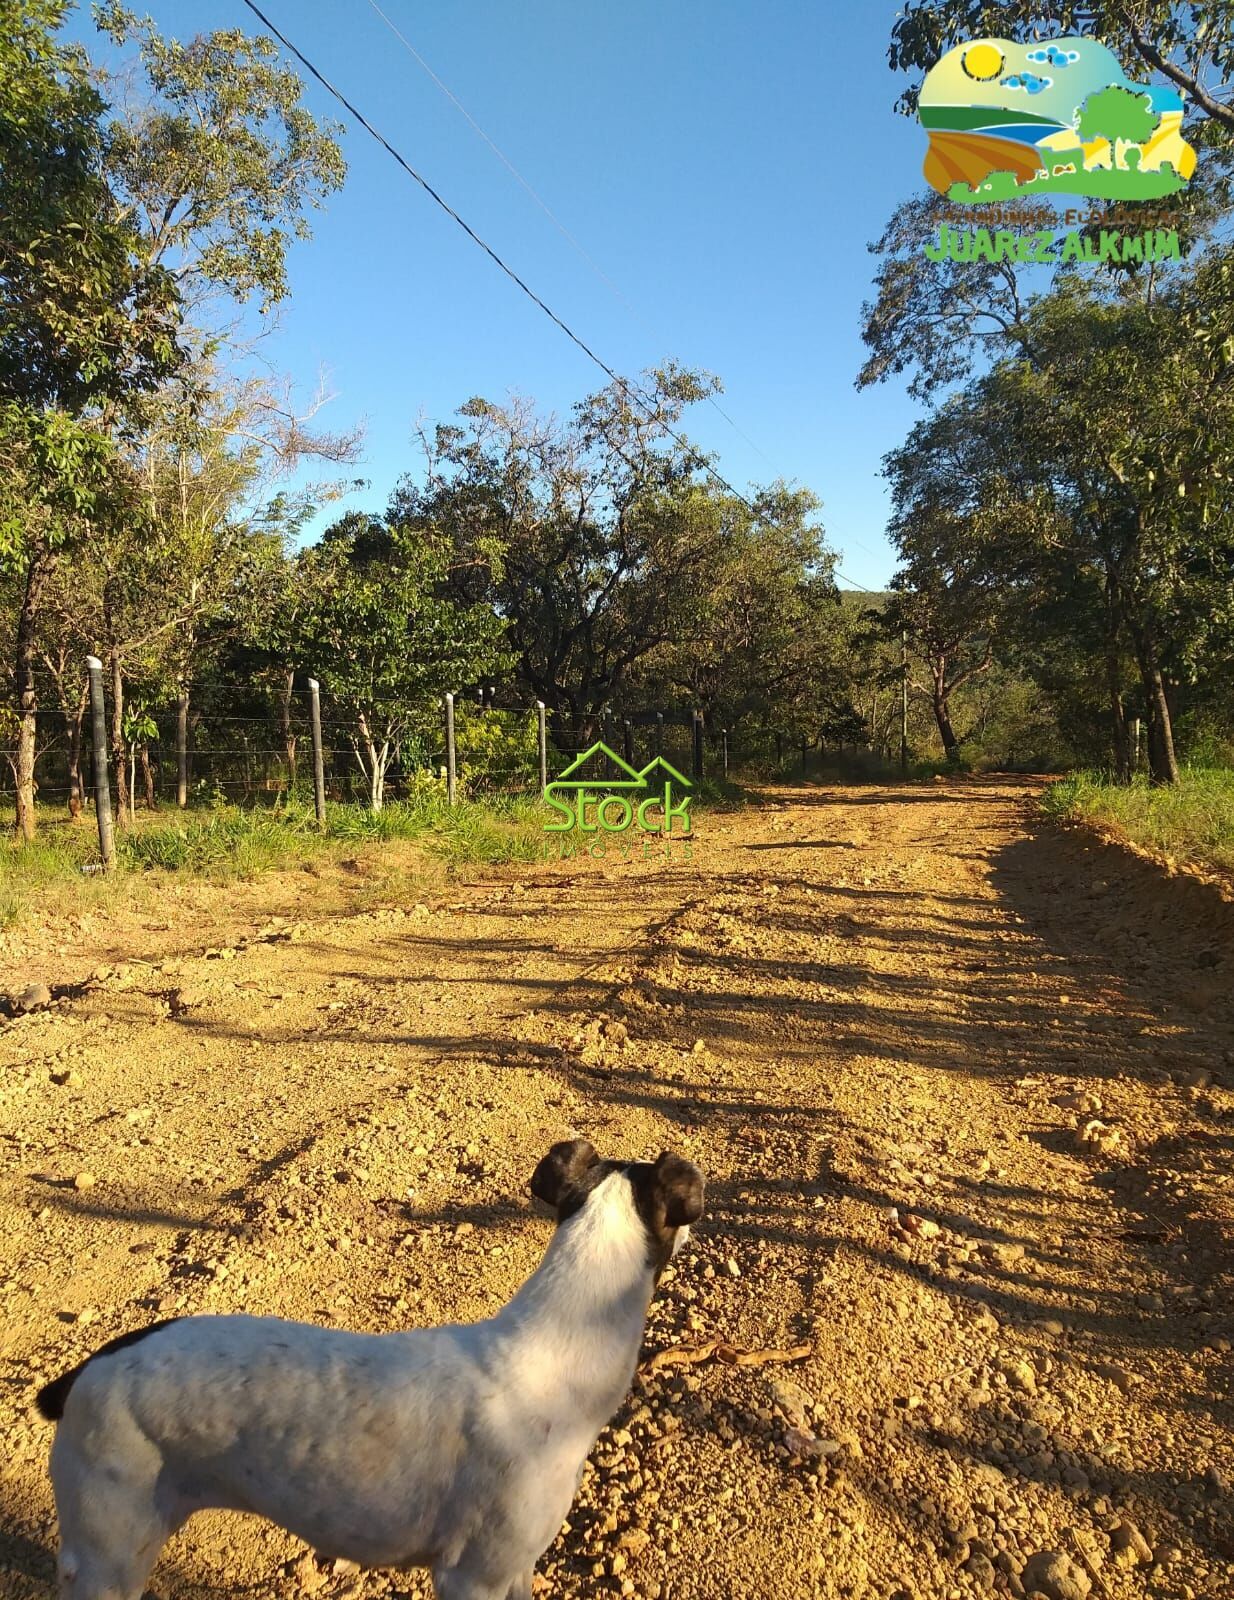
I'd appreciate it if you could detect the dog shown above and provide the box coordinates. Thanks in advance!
[36,1139,705,1600]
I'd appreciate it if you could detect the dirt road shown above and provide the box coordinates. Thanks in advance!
[1,781,1231,1600]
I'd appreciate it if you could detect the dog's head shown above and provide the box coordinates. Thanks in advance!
[530,1138,705,1276]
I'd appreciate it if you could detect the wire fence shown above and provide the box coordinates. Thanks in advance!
[0,679,823,825]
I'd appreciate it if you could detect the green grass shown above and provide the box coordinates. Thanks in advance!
[117,792,545,874]
[0,786,546,925]
[1042,767,1234,877]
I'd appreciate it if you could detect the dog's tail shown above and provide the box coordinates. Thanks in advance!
[34,1317,182,1422]
[35,1369,77,1421]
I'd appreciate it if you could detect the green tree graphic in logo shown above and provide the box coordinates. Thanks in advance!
[917,34,1197,203]
[543,743,692,835]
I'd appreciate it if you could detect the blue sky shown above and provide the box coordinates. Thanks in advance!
[70,1,930,591]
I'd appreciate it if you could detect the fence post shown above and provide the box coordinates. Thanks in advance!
[445,692,457,807]
[536,700,547,793]
[655,712,664,757]
[775,732,783,765]
[176,683,189,809]
[692,710,704,781]
[86,656,114,872]
[900,628,909,776]
[623,719,634,766]
[307,677,327,829]
[722,728,729,776]
[800,738,808,777]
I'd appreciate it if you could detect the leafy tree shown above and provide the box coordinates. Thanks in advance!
[391,367,739,747]
[296,514,509,810]
[1077,84,1159,166]
[0,0,181,837]
[630,483,853,743]
[94,1,346,318]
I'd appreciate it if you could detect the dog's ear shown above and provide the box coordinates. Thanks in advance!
[530,1138,600,1209]
[654,1152,705,1227]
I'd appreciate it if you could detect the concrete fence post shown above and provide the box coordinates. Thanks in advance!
[536,701,547,794]
[623,719,634,766]
[307,677,327,829]
[445,693,457,807]
[722,728,729,776]
[86,656,115,872]
[655,712,664,757]
[176,683,189,809]
[692,710,704,781]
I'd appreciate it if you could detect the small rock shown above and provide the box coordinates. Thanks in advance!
[767,1377,812,1429]
[72,1171,96,1191]
[999,1358,1037,1394]
[1089,1361,1137,1395]
[1077,1119,1123,1156]
[1021,1549,1090,1600]
[1108,1520,1152,1569]
[13,981,52,1012]
[964,1552,997,1591]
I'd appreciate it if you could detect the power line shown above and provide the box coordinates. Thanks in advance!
[361,0,771,464]
[239,0,877,593]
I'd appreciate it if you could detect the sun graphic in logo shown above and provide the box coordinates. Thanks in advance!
[961,40,1004,80]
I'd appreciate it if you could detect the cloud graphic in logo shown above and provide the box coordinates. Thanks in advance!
[1027,45,1079,67]
[1002,71,1052,94]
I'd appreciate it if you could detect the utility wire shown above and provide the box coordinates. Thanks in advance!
[361,0,771,464]
[238,0,879,592]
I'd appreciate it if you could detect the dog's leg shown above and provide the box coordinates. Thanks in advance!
[432,1563,522,1600]
[50,1430,174,1600]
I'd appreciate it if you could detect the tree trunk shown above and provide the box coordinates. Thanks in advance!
[279,668,297,788]
[108,645,129,825]
[1127,619,1179,785]
[139,744,157,809]
[177,684,189,808]
[1142,663,1180,785]
[66,678,88,820]
[13,544,50,841]
[931,658,961,761]
[1105,641,1131,784]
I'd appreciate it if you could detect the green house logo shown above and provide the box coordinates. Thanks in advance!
[919,35,1197,204]
[543,743,692,835]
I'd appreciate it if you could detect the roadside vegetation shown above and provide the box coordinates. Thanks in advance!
[1043,767,1234,879]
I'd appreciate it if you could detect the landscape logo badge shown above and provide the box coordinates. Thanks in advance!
[542,741,692,859]
[918,34,1196,266]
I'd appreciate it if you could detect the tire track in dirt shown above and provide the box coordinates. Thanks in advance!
[1,780,1231,1600]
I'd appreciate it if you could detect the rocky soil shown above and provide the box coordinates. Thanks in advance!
[0,779,1230,1600]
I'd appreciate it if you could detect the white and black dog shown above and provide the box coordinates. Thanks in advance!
[36,1139,704,1600]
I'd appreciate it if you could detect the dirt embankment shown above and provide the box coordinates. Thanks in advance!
[1,780,1231,1600]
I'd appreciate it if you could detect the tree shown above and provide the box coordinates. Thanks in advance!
[94,1,346,320]
[630,483,852,742]
[0,0,181,838]
[296,515,509,811]
[882,265,1234,785]
[1077,85,1159,167]
[392,367,740,746]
